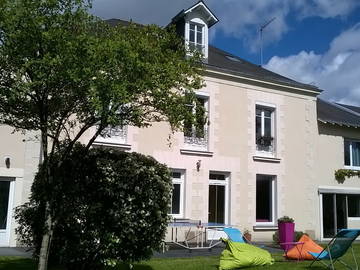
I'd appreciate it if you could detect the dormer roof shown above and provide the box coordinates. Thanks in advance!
[170,1,219,28]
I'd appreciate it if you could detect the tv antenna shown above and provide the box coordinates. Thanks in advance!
[259,17,276,66]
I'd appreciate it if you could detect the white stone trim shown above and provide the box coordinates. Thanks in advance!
[0,168,23,178]
[318,186,360,194]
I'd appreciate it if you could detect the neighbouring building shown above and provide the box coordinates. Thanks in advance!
[0,1,360,246]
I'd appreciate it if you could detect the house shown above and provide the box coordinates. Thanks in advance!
[316,99,360,239]
[87,1,360,242]
[0,1,359,247]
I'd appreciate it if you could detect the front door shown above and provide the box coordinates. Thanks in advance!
[0,179,14,246]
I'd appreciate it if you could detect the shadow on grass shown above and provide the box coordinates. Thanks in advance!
[115,263,154,270]
[0,257,36,270]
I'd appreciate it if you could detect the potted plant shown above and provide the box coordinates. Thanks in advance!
[277,216,295,251]
[243,228,252,242]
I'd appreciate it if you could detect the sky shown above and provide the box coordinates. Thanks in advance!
[91,0,360,105]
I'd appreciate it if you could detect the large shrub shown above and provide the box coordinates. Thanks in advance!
[15,145,172,269]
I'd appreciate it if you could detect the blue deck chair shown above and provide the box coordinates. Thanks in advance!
[223,227,247,243]
[309,229,360,270]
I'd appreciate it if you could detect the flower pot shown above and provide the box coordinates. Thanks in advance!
[278,222,295,251]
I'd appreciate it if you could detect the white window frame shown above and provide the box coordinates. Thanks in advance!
[0,178,15,247]
[208,172,230,225]
[255,103,276,155]
[255,175,277,226]
[188,22,205,54]
[184,92,209,151]
[344,138,360,170]
[169,170,185,219]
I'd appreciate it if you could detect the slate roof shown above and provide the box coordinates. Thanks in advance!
[336,103,360,115]
[105,19,132,27]
[317,98,360,128]
[105,19,320,93]
[206,46,320,91]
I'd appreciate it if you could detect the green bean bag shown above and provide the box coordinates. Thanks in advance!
[219,239,274,269]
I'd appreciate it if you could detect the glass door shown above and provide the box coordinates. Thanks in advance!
[336,194,347,231]
[208,185,225,224]
[208,173,229,241]
[322,193,348,239]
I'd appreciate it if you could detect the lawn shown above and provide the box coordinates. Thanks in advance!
[1,244,359,270]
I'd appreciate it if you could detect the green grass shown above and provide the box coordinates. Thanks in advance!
[1,244,359,270]
[125,251,358,270]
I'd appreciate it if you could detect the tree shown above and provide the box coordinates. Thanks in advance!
[0,1,202,269]
[16,145,172,270]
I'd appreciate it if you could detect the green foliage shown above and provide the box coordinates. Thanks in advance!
[1,1,202,269]
[272,231,307,244]
[277,216,294,223]
[15,145,172,270]
[0,0,203,150]
[335,169,360,183]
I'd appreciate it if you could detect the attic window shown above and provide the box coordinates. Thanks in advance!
[189,23,204,54]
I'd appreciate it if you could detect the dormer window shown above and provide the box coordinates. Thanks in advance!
[189,23,204,54]
[169,1,218,60]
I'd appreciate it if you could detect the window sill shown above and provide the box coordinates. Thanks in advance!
[253,155,281,163]
[93,141,131,150]
[180,149,213,157]
[344,166,360,171]
[253,225,278,231]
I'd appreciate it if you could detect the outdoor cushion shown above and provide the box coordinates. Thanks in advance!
[285,234,323,260]
[219,239,274,269]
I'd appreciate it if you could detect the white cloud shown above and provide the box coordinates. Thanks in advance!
[90,0,360,102]
[294,0,360,19]
[264,24,360,104]
[91,0,360,53]
[207,0,360,52]
[91,0,195,25]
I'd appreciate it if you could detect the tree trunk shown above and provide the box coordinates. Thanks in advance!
[38,128,53,270]
[38,203,54,270]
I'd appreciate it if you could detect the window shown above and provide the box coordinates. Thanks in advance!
[189,23,204,53]
[184,95,209,149]
[348,195,360,217]
[256,174,276,225]
[344,139,360,169]
[208,173,229,224]
[169,171,184,218]
[256,105,275,153]
[95,125,127,145]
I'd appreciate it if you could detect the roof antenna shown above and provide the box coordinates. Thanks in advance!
[259,17,276,66]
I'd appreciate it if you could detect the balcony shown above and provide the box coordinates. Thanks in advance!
[184,127,208,151]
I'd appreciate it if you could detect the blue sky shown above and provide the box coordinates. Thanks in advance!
[91,0,360,105]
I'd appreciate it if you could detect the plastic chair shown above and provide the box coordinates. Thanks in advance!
[308,229,360,270]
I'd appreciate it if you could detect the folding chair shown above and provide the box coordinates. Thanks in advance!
[223,227,247,243]
[308,229,360,270]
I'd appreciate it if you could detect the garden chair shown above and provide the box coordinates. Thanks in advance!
[223,227,248,243]
[308,229,360,270]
